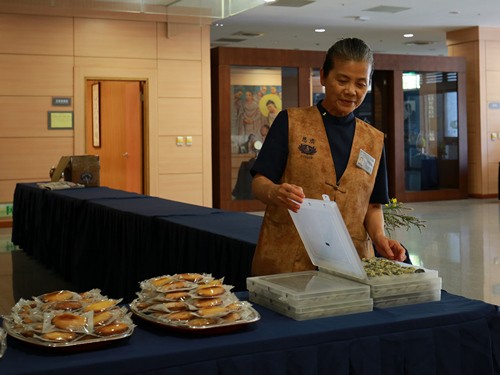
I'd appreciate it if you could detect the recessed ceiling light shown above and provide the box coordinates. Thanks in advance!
[315,28,326,33]
[355,15,370,21]
[404,33,414,38]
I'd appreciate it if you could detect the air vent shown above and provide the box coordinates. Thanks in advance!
[364,5,410,13]
[214,38,246,43]
[233,31,264,37]
[404,40,436,46]
[266,0,315,7]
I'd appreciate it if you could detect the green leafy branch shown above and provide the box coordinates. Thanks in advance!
[383,198,426,236]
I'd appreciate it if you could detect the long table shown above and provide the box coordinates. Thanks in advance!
[0,291,499,375]
[7,183,500,374]
[11,183,263,301]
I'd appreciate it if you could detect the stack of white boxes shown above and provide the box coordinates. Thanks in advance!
[247,271,373,321]
[247,198,441,320]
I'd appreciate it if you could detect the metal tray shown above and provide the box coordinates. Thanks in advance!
[129,302,260,335]
[2,318,134,352]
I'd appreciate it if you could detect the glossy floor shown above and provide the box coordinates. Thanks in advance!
[0,198,499,315]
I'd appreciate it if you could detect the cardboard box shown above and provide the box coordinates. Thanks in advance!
[51,155,100,187]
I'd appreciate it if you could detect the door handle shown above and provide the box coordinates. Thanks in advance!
[122,152,129,158]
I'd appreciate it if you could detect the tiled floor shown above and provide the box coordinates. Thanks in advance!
[0,198,499,315]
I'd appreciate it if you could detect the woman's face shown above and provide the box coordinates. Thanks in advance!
[320,59,371,117]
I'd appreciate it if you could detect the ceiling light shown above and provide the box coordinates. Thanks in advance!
[404,33,414,38]
[264,0,277,3]
[355,16,370,21]
[315,28,326,33]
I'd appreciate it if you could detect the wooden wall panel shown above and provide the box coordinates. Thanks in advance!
[158,173,203,205]
[487,162,499,194]
[487,136,500,161]
[0,55,73,96]
[0,14,73,55]
[158,23,201,61]
[74,18,157,59]
[0,180,29,202]
[75,57,157,70]
[158,98,202,135]
[486,71,500,99]
[0,12,211,207]
[0,138,73,180]
[158,60,202,98]
[158,136,202,174]
[0,97,73,137]
[485,41,500,70]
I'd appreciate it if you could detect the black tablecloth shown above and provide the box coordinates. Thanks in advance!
[11,183,262,301]
[7,183,500,374]
[0,292,499,375]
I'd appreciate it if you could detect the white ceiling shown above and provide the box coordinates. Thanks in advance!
[210,0,500,55]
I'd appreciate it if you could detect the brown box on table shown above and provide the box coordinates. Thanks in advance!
[51,155,100,187]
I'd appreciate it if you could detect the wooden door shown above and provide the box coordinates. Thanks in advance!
[85,80,143,193]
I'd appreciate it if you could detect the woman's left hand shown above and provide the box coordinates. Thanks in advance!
[373,236,406,262]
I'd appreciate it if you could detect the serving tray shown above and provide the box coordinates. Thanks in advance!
[129,301,260,335]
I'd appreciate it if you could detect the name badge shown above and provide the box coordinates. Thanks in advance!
[356,149,376,175]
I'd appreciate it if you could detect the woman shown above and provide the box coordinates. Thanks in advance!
[250,38,406,276]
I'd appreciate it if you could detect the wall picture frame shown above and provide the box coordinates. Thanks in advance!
[92,82,101,147]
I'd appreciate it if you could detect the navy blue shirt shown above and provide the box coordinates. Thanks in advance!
[251,102,389,204]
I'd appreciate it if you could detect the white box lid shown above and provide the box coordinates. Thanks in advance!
[289,198,368,282]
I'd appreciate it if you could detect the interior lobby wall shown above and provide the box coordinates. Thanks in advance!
[0,12,212,207]
[448,26,500,197]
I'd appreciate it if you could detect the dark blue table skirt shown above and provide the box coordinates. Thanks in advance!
[11,183,262,300]
[0,292,499,375]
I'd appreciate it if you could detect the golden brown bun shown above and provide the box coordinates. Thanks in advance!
[192,298,223,309]
[52,301,82,311]
[226,302,242,311]
[177,273,204,282]
[41,290,74,303]
[222,312,241,323]
[94,322,129,336]
[93,310,113,326]
[151,276,174,287]
[163,301,188,311]
[201,279,223,287]
[188,318,217,327]
[196,286,225,297]
[83,299,116,313]
[164,291,190,301]
[42,331,77,341]
[197,306,229,317]
[158,281,192,292]
[167,311,194,321]
[52,313,86,331]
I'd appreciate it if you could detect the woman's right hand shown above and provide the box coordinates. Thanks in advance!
[252,174,305,212]
[270,183,305,212]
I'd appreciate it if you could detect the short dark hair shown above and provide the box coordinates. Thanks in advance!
[322,38,374,77]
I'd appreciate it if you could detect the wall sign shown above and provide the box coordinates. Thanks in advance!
[48,111,73,129]
[52,97,72,106]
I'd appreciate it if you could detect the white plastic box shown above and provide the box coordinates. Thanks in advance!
[247,270,373,320]
[247,198,441,318]
[287,198,441,308]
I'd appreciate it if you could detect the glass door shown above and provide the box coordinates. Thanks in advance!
[403,72,459,192]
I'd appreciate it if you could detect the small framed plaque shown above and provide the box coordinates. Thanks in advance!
[48,111,73,129]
